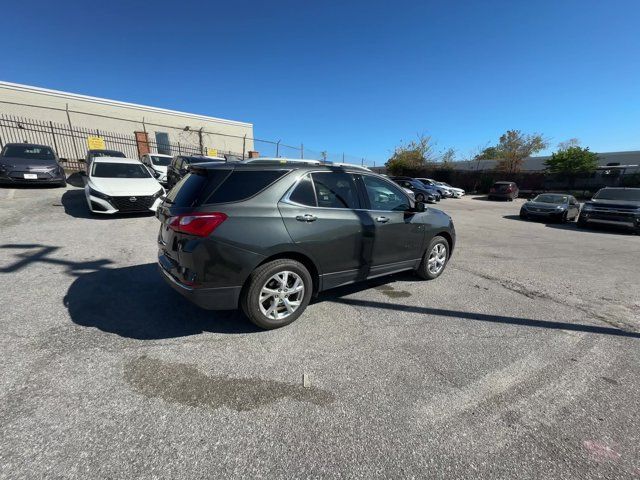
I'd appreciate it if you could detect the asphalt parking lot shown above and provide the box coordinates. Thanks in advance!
[1,185,639,479]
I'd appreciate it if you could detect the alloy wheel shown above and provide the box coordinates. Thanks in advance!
[258,271,305,320]
[427,243,447,275]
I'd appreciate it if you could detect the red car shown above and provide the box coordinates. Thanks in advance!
[488,181,519,201]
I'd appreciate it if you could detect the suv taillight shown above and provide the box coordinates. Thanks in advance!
[169,212,227,237]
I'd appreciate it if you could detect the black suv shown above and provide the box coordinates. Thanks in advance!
[157,161,456,329]
[578,187,640,233]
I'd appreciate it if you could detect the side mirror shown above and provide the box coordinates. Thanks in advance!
[414,201,426,212]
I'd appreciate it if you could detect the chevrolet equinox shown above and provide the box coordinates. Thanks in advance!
[156,160,456,329]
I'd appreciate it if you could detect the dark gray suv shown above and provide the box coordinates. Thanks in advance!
[156,161,456,329]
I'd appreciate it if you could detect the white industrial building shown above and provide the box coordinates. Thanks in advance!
[0,81,254,159]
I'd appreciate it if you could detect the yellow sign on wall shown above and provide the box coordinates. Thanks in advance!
[206,147,218,157]
[87,136,106,150]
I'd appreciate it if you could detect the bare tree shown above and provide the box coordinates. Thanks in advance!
[557,138,580,151]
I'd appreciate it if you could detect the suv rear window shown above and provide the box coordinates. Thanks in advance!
[165,169,289,208]
[207,170,288,204]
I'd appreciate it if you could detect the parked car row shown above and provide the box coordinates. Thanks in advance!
[517,188,640,234]
[385,176,466,204]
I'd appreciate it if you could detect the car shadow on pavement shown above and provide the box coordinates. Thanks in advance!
[65,263,260,339]
[66,172,86,188]
[61,189,154,220]
[328,297,640,339]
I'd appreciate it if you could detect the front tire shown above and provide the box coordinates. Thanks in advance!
[415,193,425,202]
[416,236,450,280]
[241,259,312,329]
[577,216,588,228]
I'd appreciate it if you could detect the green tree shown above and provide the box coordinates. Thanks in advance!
[386,134,436,175]
[545,146,599,186]
[495,130,547,173]
[474,146,501,160]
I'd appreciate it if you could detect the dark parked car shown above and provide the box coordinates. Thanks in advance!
[391,177,440,203]
[488,181,519,201]
[0,143,66,187]
[519,193,580,222]
[577,187,640,233]
[166,155,225,189]
[157,162,456,329]
[84,149,125,171]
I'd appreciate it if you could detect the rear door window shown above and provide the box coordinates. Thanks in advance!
[311,172,360,209]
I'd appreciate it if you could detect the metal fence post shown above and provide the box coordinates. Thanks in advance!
[49,121,59,154]
[65,103,80,161]
[178,142,182,155]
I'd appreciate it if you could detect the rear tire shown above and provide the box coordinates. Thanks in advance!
[241,259,312,329]
[416,236,450,280]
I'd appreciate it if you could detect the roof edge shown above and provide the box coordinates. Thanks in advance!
[0,81,253,128]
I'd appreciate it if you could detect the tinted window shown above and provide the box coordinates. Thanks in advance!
[311,172,359,209]
[362,175,410,211]
[593,189,640,201]
[532,194,568,204]
[92,162,151,178]
[289,175,316,206]
[206,170,288,204]
[3,145,56,160]
[165,170,230,207]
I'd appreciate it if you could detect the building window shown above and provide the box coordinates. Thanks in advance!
[155,132,171,155]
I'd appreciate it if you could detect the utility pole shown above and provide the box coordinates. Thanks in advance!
[276,140,281,158]
[301,143,304,159]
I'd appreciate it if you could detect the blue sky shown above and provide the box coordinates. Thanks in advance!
[3,0,639,165]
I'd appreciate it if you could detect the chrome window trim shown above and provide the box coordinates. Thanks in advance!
[281,170,416,213]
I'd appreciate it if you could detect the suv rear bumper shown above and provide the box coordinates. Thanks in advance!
[158,257,241,310]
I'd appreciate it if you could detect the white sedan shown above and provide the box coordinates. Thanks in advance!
[438,181,465,198]
[85,157,165,214]
[140,153,173,185]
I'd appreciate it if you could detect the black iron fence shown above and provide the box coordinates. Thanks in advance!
[0,114,241,170]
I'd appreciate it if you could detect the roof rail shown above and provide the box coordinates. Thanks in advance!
[242,157,372,171]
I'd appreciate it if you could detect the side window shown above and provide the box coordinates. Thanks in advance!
[173,158,182,170]
[289,175,317,206]
[362,175,410,211]
[311,172,359,209]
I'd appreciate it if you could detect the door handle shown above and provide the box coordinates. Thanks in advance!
[376,216,390,223]
[296,214,317,222]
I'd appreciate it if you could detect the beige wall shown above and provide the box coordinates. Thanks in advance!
[0,82,254,155]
